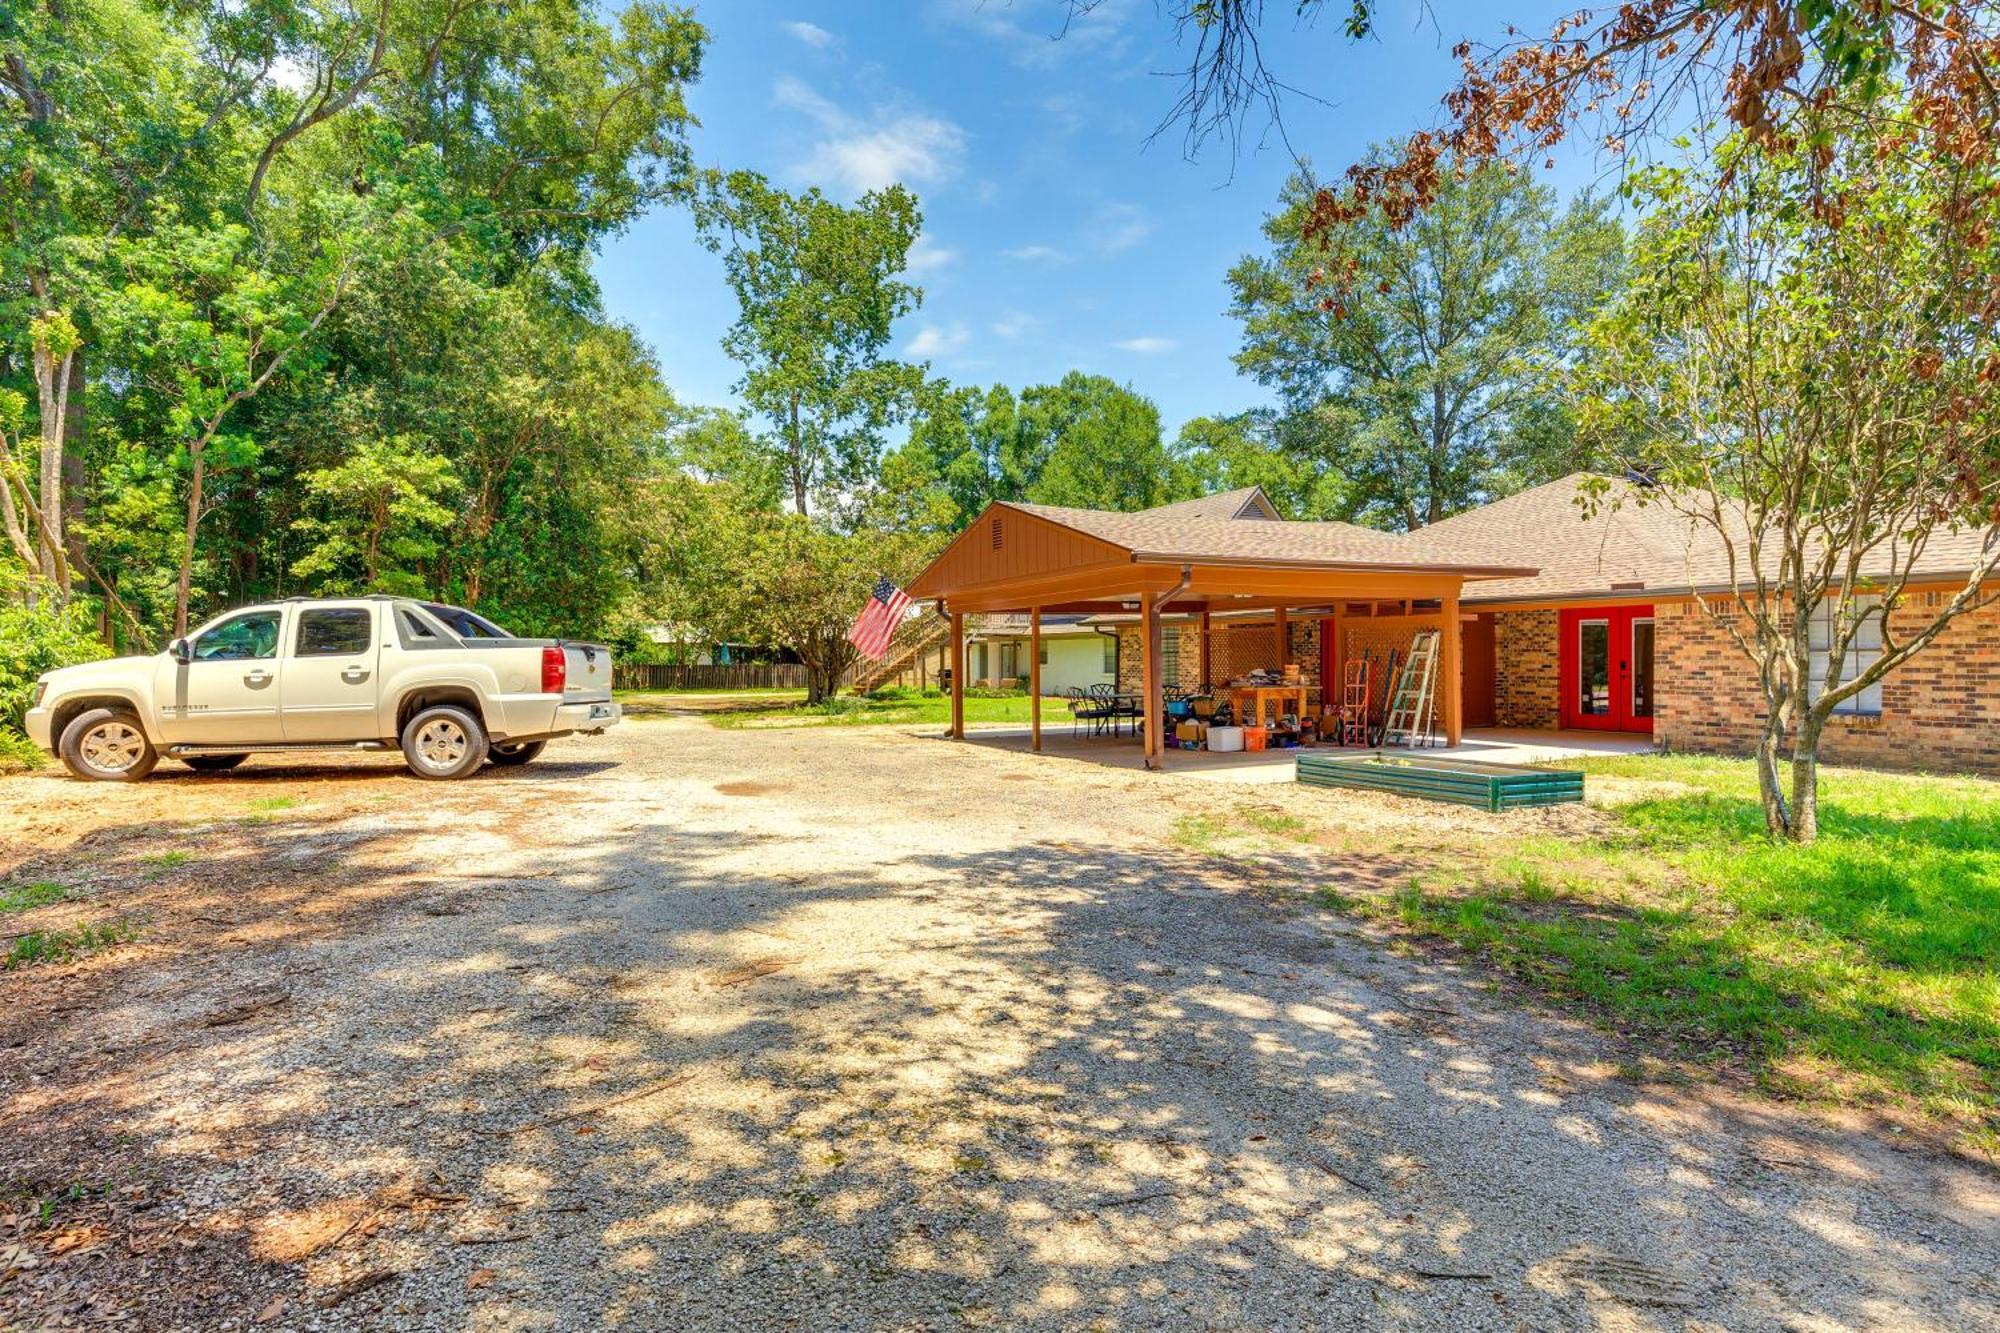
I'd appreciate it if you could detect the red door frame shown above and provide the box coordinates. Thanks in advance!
[1559,604,1655,733]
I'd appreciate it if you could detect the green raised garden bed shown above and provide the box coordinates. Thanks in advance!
[1296,750,1584,811]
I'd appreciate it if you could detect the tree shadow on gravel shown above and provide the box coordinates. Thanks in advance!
[1,794,1996,1330]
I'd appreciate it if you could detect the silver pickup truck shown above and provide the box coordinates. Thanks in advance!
[24,596,620,781]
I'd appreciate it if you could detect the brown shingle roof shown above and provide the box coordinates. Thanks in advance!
[1409,473,1999,603]
[1003,500,1535,576]
[1136,486,1281,521]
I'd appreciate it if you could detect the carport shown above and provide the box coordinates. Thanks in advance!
[904,492,1535,769]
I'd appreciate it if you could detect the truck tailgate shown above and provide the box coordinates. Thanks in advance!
[563,642,613,702]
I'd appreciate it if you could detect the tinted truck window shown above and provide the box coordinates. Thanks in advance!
[296,608,373,657]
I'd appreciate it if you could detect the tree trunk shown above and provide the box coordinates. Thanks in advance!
[175,448,205,637]
[806,660,842,705]
[1787,717,1824,845]
[62,349,86,577]
[1755,716,1791,839]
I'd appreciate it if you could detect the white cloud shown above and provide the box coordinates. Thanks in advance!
[1040,93,1090,137]
[1001,244,1072,264]
[930,0,1135,69]
[906,236,958,276]
[783,20,836,48]
[1112,336,1177,355]
[989,311,1033,339]
[774,77,968,195]
[1095,202,1152,254]
[907,322,971,358]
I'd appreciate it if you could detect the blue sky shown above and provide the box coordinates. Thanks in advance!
[594,0,1595,438]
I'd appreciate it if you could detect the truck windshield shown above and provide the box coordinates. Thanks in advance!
[422,603,511,639]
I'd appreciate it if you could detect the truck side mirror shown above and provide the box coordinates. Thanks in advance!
[170,638,193,664]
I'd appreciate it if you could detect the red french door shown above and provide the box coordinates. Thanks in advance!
[1559,605,1655,733]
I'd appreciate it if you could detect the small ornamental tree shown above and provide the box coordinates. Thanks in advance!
[732,515,933,705]
[1575,109,2000,842]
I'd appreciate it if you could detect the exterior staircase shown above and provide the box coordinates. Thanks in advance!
[853,613,952,694]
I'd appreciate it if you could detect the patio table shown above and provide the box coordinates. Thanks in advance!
[1215,684,1310,730]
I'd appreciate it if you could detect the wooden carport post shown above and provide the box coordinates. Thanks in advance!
[1029,608,1042,753]
[1199,609,1212,689]
[1274,604,1289,668]
[949,609,965,739]
[1441,587,1463,747]
[1141,595,1163,769]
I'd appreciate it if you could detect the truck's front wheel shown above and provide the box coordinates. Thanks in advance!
[59,708,159,782]
[401,705,489,780]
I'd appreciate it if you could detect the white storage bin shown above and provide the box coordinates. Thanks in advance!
[1207,725,1245,753]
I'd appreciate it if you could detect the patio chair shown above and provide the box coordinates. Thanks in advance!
[1064,686,1108,738]
[1089,683,1132,738]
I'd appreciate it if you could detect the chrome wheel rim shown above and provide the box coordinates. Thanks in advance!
[80,721,144,774]
[416,718,469,771]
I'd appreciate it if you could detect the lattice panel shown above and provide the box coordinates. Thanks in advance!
[1336,616,1444,683]
[1208,623,1278,686]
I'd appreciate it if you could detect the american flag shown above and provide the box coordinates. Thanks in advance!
[847,575,913,660]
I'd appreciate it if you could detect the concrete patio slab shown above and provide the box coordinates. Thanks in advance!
[955,724,1655,783]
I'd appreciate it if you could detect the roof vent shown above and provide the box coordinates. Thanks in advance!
[990,516,1004,549]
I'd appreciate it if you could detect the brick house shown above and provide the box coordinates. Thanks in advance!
[1415,474,2000,776]
[906,479,1995,773]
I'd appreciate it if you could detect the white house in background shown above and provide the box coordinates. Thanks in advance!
[965,613,1117,693]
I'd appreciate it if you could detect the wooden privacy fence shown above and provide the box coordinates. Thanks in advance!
[614,662,815,691]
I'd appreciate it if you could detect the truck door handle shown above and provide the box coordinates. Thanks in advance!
[341,666,370,684]
[244,669,272,687]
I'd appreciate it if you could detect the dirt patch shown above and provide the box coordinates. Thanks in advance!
[0,719,1992,1330]
[714,780,780,797]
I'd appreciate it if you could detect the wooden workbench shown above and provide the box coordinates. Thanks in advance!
[1216,684,1310,729]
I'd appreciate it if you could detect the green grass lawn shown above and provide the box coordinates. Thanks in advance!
[708,688,1041,729]
[1190,754,2000,1156]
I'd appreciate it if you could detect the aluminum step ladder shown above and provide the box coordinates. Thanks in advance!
[1381,630,1441,748]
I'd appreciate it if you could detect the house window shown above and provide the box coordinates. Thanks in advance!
[1101,637,1116,673]
[1038,641,1049,666]
[1809,596,1885,715]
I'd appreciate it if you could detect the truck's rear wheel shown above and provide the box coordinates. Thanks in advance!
[59,708,159,782]
[181,754,248,772]
[488,740,545,767]
[401,704,488,780]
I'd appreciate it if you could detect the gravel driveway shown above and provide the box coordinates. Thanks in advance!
[1,716,1994,1331]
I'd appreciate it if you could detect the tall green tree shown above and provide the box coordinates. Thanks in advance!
[892,373,1181,528]
[1172,411,1350,520]
[691,171,926,519]
[1,0,706,647]
[1229,158,1622,529]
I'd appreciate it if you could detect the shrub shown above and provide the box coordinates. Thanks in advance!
[964,684,1026,699]
[0,597,107,762]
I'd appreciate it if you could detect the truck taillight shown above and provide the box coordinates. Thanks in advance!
[541,645,566,694]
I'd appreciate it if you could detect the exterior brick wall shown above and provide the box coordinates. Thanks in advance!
[1493,608,1559,729]
[1656,593,2000,776]
[1115,622,1202,693]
